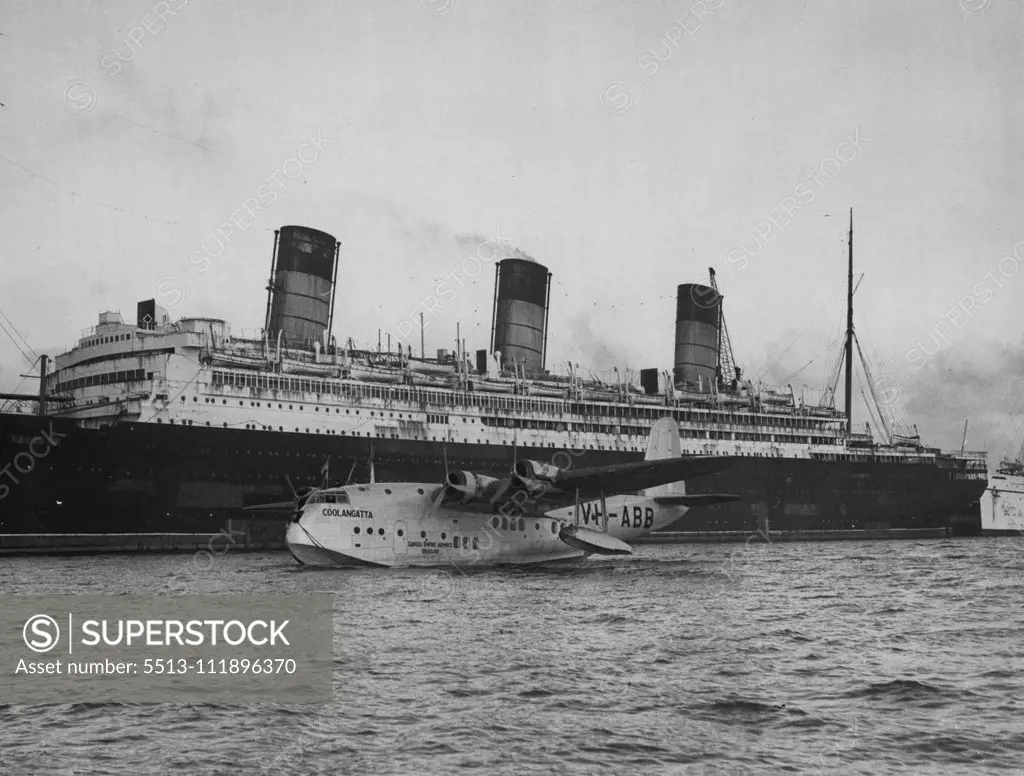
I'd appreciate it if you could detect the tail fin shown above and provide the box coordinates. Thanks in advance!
[645,417,680,461]
[644,417,684,497]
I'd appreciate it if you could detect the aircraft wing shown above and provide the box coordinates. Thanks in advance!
[440,455,735,515]
[548,455,734,499]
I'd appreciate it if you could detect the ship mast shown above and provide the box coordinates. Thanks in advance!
[845,207,854,435]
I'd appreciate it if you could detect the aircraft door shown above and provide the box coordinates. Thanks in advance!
[393,521,408,555]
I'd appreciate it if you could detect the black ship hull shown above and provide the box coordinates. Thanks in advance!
[0,412,984,538]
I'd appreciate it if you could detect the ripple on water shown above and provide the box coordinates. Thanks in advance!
[1,541,1023,775]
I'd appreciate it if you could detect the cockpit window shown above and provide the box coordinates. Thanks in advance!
[323,492,351,504]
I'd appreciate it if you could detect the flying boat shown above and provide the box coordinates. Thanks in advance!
[266,418,739,567]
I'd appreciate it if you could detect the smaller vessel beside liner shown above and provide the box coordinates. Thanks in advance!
[268,418,739,567]
[980,456,1024,536]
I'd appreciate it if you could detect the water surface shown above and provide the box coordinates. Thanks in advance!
[2,537,1022,774]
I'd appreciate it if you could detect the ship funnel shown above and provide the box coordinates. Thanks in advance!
[490,258,551,378]
[264,225,340,347]
[674,283,720,391]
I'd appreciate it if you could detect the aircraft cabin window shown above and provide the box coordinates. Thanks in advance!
[472,538,479,550]
[354,527,360,534]
[397,530,404,537]
[501,518,507,530]
[421,531,426,538]
[453,536,460,549]
[492,517,499,528]
[518,519,524,532]
[551,522,557,534]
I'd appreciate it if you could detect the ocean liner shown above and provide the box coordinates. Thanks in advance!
[0,218,987,541]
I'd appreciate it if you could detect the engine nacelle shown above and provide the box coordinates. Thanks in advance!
[514,460,561,482]
[446,471,501,503]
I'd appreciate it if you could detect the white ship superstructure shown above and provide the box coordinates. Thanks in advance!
[47,305,986,468]
[981,461,1024,536]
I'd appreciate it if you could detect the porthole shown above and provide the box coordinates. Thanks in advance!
[397,530,404,537]
[417,488,424,495]
[420,531,426,538]
[385,489,392,495]
[378,528,384,535]
[441,532,446,540]
[354,527,360,534]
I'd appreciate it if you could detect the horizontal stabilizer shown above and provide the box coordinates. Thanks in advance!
[559,524,633,555]
[652,493,741,506]
[547,455,735,498]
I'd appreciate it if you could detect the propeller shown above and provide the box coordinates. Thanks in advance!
[243,474,316,516]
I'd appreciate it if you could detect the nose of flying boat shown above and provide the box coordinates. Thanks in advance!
[285,520,305,546]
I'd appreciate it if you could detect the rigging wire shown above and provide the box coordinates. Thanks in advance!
[777,331,845,387]
[0,317,36,368]
[856,374,889,442]
[0,307,39,364]
[821,308,847,407]
[0,151,278,231]
[0,354,42,413]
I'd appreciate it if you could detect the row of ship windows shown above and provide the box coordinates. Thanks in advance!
[181,396,842,444]
[193,396,469,426]
[153,418,652,450]
[55,369,150,392]
[82,333,136,348]
[151,419,842,455]
[210,369,839,431]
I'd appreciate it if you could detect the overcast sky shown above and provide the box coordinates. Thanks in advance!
[1,0,1022,456]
